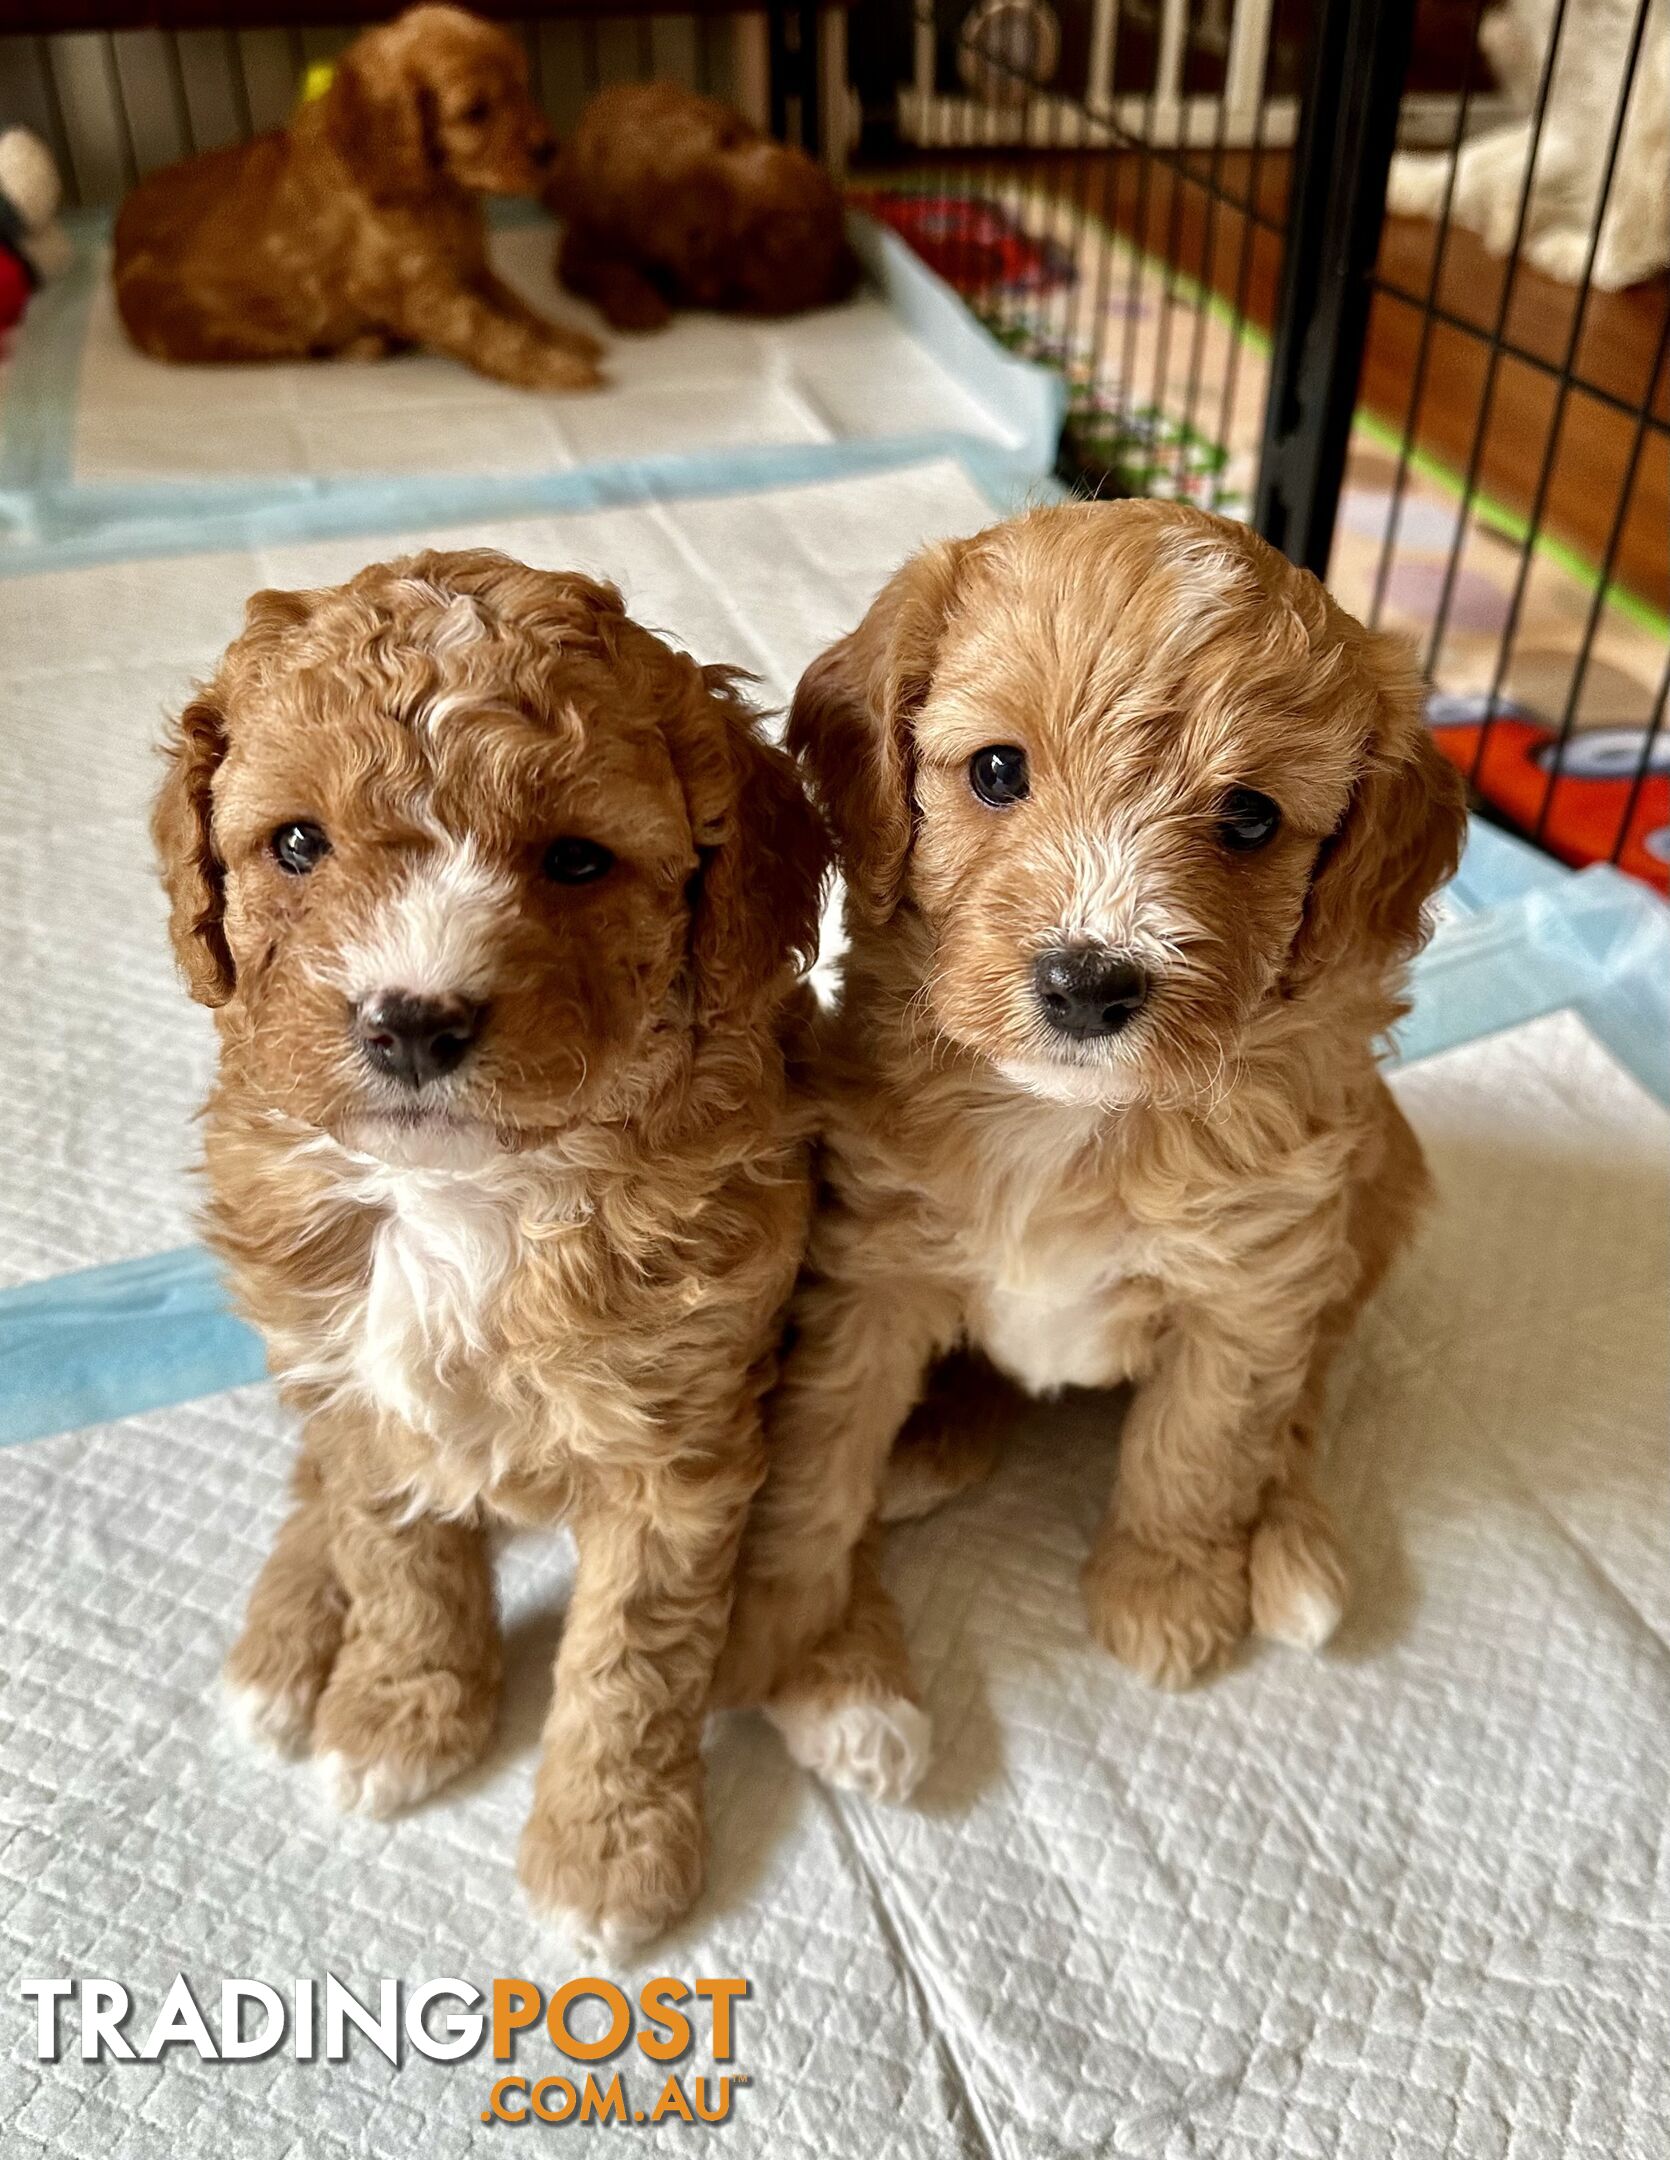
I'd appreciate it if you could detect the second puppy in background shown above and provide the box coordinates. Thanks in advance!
[549,83,857,330]
[720,502,1466,1793]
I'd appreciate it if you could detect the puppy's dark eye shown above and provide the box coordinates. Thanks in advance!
[969,744,1030,807]
[542,837,614,885]
[271,820,331,875]
[458,97,490,125]
[1217,788,1282,852]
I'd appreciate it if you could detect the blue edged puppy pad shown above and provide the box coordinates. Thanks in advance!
[2,1010,1666,2160]
[4,802,1667,1445]
[1402,850,1670,1107]
[0,211,1063,574]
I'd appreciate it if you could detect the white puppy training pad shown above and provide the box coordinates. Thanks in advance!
[2,1009,1666,2157]
[0,456,1003,1289]
[0,216,1061,569]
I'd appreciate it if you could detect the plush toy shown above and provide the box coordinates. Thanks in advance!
[0,127,72,335]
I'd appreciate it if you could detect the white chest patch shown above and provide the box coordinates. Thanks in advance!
[951,1110,1171,1398]
[968,1221,1166,1397]
[353,1162,523,1439]
[282,1133,552,1457]
[277,1127,648,1521]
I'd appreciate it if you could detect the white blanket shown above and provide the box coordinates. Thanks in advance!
[0,456,1002,1286]
[2,1008,1665,2157]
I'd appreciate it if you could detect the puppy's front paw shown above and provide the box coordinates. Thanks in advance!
[527,339,606,392]
[519,1775,704,1955]
[1083,1531,1250,1688]
[714,1567,845,1710]
[223,1621,338,1757]
[1249,1491,1347,1652]
[1385,151,1450,220]
[769,1691,931,1803]
[1523,225,1595,286]
[311,1662,497,1818]
[221,1672,318,1758]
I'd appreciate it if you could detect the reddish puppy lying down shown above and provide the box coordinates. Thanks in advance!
[719,502,1466,1794]
[154,550,825,1948]
[550,83,856,330]
[115,7,601,391]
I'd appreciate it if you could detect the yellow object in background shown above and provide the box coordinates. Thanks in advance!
[298,60,336,107]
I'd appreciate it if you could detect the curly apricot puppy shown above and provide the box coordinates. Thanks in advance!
[550,83,857,331]
[154,549,825,1949]
[719,502,1466,1795]
[115,6,601,390]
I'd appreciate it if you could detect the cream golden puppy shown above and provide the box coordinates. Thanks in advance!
[718,501,1467,1794]
[153,549,824,1947]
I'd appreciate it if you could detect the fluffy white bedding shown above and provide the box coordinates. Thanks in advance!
[0,456,1002,1285]
[2,1009,1666,2158]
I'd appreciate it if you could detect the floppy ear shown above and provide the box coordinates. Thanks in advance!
[1287,636,1467,987]
[669,666,829,1031]
[152,691,235,1009]
[322,35,434,202]
[786,540,966,925]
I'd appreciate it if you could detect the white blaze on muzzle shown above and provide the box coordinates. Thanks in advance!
[333,835,516,1008]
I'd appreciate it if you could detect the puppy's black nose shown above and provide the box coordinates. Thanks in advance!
[1033,948,1150,1040]
[355,993,485,1088]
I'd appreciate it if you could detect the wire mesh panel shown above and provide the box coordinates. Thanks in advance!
[851,0,1312,511]
[861,0,1667,887]
[1345,0,1669,889]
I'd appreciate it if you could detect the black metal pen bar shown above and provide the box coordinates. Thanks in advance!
[1367,277,1670,436]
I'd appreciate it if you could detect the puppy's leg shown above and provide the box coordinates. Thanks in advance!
[879,1349,1010,1524]
[518,1441,760,1954]
[224,1442,347,1754]
[558,225,674,332]
[1386,123,1535,251]
[386,272,605,392]
[1536,146,1666,289]
[1385,148,1459,222]
[1247,1431,1350,1653]
[1085,1212,1352,1688]
[715,1271,960,1707]
[311,1474,501,1817]
[1252,1089,1428,1650]
[764,1532,930,1803]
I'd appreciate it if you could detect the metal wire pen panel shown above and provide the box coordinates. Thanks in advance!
[858,0,1666,886]
[851,0,1306,513]
[1352,0,1669,888]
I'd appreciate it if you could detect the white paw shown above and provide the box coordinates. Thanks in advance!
[313,1749,446,1819]
[1386,152,1449,220]
[531,1899,666,1961]
[1525,226,1594,285]
[1256,1574,1344,1652]
[769,1695,932,1803]
[221,1676,313,1758]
